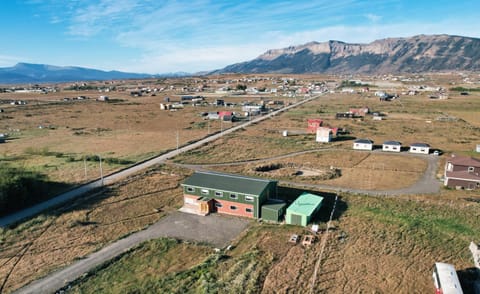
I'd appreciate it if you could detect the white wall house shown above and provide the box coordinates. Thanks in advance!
[316,127,332,143]
[382,141,401,152]
[353,139,374,151]
[409,143,430,154]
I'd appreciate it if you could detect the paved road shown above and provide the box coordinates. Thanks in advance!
[178,149,441,196]
[0,94,323,228]
[14,212,249,294]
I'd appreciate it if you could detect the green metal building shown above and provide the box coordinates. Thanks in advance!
[286,192,324,226]
[261,199,287,222]
[181,171,278,218]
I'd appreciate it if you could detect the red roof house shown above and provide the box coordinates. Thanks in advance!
[307,119,323,133]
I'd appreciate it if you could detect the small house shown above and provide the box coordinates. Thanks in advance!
[382,141,401,152]
[349,107,369,117]
[316,127,332,143]
[286,192,323,227]
[353,139,374,151]
[409,143,430,154]
[307,119,323,133]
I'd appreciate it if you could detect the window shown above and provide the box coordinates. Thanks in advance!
[215,191,223,197]
[468,167,475,172]
[201,189,209,195]
[186,187,194,193]
[246,208,253,213]
[215,202,223,208]
[230,206,237,210]
[245,196,254,202]
[230,193,237,199]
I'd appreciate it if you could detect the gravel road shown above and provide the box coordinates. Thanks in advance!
[14,212,249,294]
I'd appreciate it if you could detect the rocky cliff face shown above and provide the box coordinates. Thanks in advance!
[215,34,480,74]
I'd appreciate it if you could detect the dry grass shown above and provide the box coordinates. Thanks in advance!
[0,164,190,293]
[208,151,427,190]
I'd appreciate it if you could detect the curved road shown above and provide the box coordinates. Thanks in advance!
[0,94,322,227]
[176,149,441,196]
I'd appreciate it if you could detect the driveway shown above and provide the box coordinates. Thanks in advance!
[14,212,249,294]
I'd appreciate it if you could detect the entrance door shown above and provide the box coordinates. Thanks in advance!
[200,202,210,214]
[291,214,303,226]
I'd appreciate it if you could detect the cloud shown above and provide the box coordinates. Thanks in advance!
[365,13,382,22]
[0,54,25,67]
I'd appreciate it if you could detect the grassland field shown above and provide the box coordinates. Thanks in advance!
[1,74,480,293]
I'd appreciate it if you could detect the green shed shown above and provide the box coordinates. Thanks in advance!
[261,199,287,222]
[286,192,323,226]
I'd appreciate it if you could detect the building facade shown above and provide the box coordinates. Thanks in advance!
[409,143,430,154]
[181,171,277,218]
[307,119,323,133]
[382,141,402,152]
[353,139,374,151]
[316,127,332,143]
[444,155,480,190]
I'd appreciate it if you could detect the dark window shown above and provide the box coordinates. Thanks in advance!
[230,206,237,210]
[215,202,223,208]
[186,187,194,193]
[246,208,253,213]
[215,191,223,197]
[230,194,237,199]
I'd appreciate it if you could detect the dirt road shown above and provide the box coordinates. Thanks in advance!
[178,149,441,196]
[13,212,249,294]
[0,94,323,228]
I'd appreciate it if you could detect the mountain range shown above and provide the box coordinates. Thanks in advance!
[0,63,189,85]
[214,34,480,74]
[1,34,479,84]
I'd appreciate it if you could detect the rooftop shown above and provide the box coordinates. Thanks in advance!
[410,143,430,147]
[287,192,323,216]
[447,155,480,167]
[182,171,277,196]
[354,138,373,144]
[383,140,401,145]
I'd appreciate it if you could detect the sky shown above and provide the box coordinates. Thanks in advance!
[0,0,479,73]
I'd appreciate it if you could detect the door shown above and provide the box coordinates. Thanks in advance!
[200,202,210,214]
[290,213,303,226]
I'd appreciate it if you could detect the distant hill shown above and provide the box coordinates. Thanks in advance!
[0,63,178,84]
[214,34,480,74]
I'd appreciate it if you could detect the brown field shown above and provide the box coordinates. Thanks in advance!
[0,164,189,293]
[207,151,428,190]
[1,74,480,293]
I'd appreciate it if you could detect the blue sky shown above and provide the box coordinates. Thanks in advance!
[0,0,478,73]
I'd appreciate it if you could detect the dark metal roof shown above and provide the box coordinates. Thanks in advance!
[354,139,373,144]
[262,199,287,211]
[182,171,277,196]
[410,143,430,147]
[383,140,402,145]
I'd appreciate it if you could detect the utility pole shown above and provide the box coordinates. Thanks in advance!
[99,155,104,186]
[176,130,179,150]
[84,156,87,180]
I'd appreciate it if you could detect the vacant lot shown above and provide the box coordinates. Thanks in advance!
[0,164,189,293]
[206,151,428,190]
[0,90,251,186]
